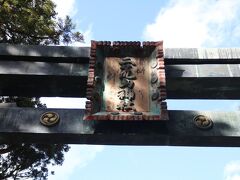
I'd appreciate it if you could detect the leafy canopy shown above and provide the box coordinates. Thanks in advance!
[0,0,84,45]
[0,0,83,179]
[0,144,70,179]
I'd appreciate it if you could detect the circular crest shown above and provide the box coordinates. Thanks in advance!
[193,115,213,130]
[40,112,60,126]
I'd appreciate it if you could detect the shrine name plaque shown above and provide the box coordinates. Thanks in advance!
[84,41,168,120]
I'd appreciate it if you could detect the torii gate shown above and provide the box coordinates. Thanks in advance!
[1,41,240,146]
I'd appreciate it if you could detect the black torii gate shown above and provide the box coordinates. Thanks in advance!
[1,43,240,146]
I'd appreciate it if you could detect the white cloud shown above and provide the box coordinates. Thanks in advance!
[52,0,77,18]
[49,145,104,180]
[224,161,240,180]
[143,0,240,48]
[40,97,86,109]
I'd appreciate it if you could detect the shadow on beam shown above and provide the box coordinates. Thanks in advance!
[0,108,240,147]
[0,75,87,97]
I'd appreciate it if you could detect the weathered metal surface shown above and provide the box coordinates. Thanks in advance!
[1,62,239,78]
[85,41,168,120]
[0,45,239,99]
[166,77,240,99]
[164,48,240,60]
[1,44,240,61]
[0,61,88,76]
[0,62,239,99]
[166,64,240,99]
[166,64,240,77]
[0,43,90,58]
[1,44,240,147]
[0,75,87,97]
[0,66,239,99]
[1,108,240,146]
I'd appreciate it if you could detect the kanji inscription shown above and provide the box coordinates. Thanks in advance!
[104,57,149,112]
[84,41,168,121]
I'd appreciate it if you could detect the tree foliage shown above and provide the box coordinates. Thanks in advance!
[0,144,70,179]
[0,0,84,45]
[0,0,83,179]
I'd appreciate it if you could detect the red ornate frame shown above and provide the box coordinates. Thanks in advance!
[84,41,168,120]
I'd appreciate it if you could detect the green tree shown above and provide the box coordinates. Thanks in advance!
[0,0,83,179]
[0,144,70,179]
[0,0,84,45]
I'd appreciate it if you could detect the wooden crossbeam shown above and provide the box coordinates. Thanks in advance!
[0,45,240,146]
[0,45,240,98]
[0,43,90,59]
[1,107,240,146]
[164,48,240,62]
[0,64,239,98]
[0,75,87,97]
[2,44,240,60]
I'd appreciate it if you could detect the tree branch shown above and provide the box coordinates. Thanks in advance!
[0,144,17,154]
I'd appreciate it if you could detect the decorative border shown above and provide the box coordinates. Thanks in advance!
[84,41,168,120]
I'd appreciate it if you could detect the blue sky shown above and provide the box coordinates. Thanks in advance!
[42,0,240,180]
